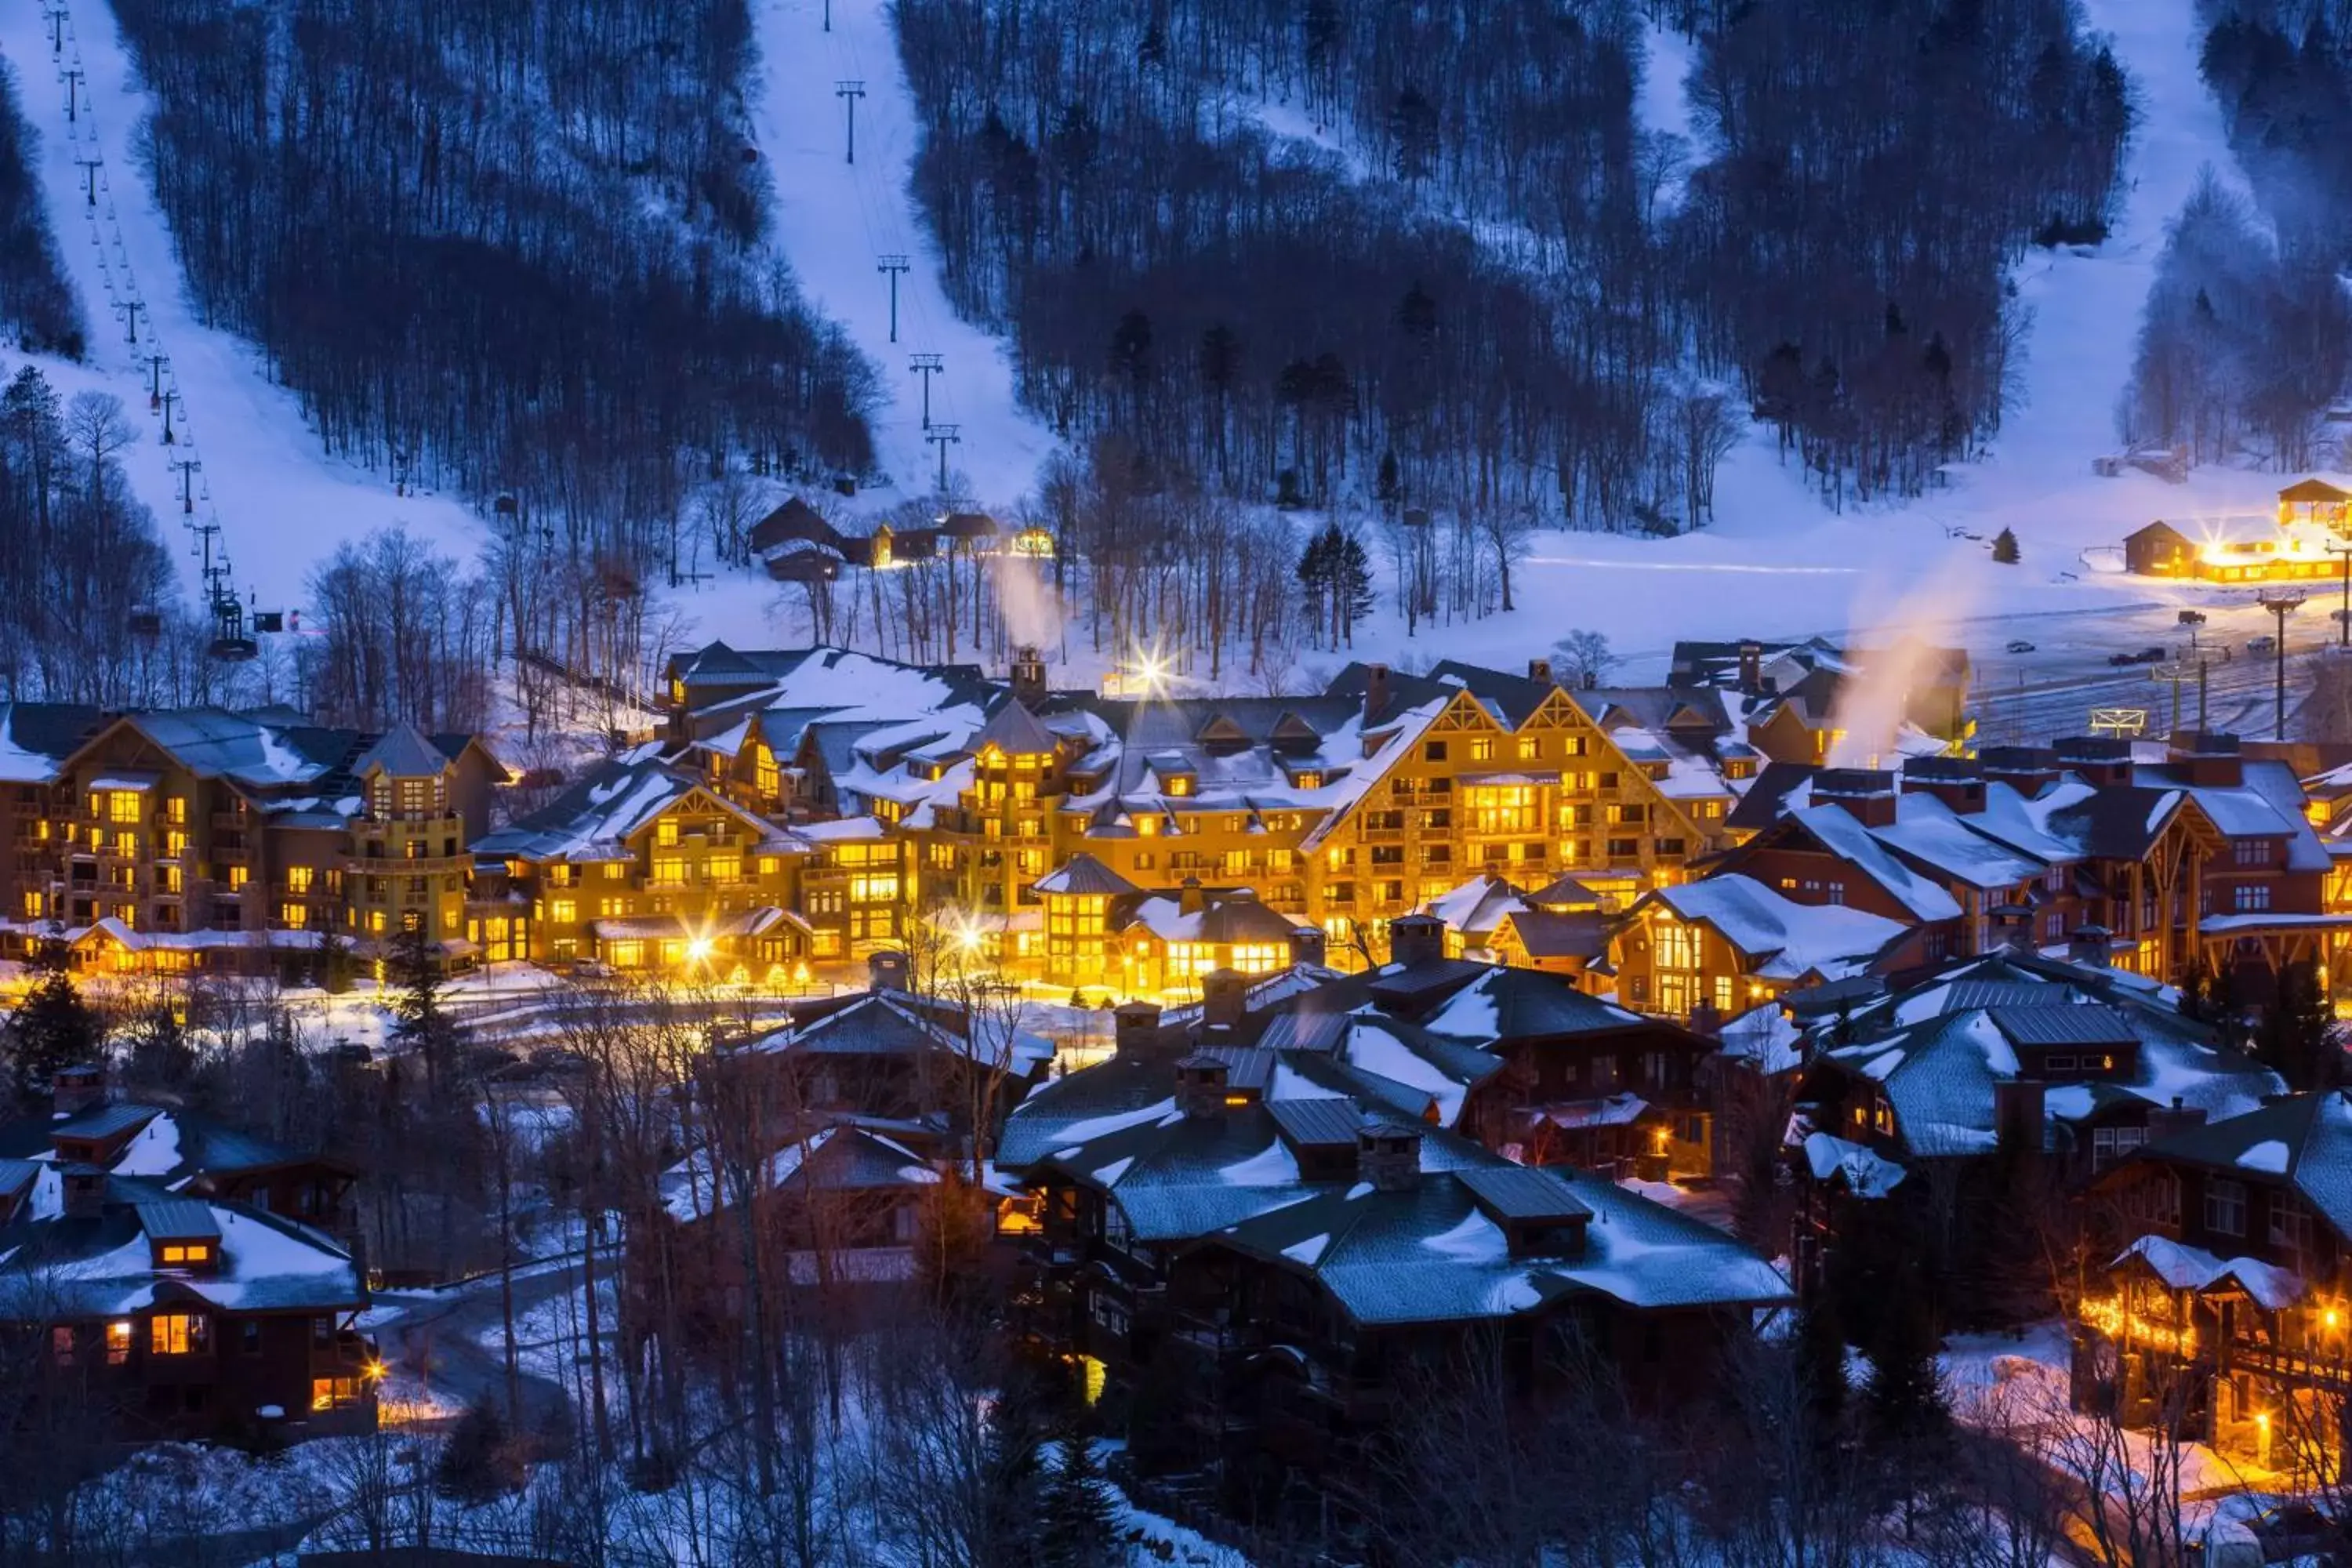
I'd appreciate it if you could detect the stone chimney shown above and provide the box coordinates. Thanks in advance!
[2145,1094,2209,1145]
[1178,877,1206,916]
[2068,924,2113,968]
[1988,902,2035,951]
[1527,657,1555,685]
[1388,912,1446,968]
[1737,641,1764,695]
[1813,768,1899,829]
[60,1165,105,1221]
[1980,745,2060,797]
[2167,730,2243,789]
[1011,645,1047,709]
[1201,967,1249,1029]
[2053,735,2132,788]
[867,948,910,993]
[1365,662,1392,721]
[51,1064,105,1117]
[1993,1080,2046,1152]
[1900,755,1985,814]
[1287,924,1328,970]
[1112,1000,1162,1055]
[1356,1117,1424,1192]
[1175,1054,1231,1120]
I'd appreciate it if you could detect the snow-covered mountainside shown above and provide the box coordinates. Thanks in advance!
[0,0,479,612]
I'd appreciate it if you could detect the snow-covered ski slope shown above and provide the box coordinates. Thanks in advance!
[746,0,1059,514]
[0,0,480,615]
[1328,0,2292,680]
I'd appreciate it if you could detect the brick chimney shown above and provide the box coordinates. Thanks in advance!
[1900,756,1985,814]
[1365,662,1392,721]
[1737,641,1764,695]
[2145,1095,2209,1144]
[2167,730,2243,789]
[1388,912,1446,968]
[1112,1000,1162,1055]
[2068,924,2113,968]
[1175,1054,1231,1120]
[60,1165,105,1221]
[1527,657,1555,685]
[1288,924,1328,969]
[1981,746,2060,797]
[1813,768,1899,829]
[1010,645,1047,709]
[2053,735,2132,788]
[51,1064,105,1116]
[1201,967,1249,1029]
[1993,1080,2046,1152]
[1356,1117,1424,1192]
[1178,877,1206,916]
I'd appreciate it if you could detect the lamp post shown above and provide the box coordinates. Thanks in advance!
[2328,541,2352,648]
[2258,589,2307,740]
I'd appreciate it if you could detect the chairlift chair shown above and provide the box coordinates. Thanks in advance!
[128,605,162,638]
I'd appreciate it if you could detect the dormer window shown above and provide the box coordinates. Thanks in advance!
[158,1242,212,1268]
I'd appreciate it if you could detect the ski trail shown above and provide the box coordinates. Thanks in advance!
[0,0,480,617]
[746,0,1060,515]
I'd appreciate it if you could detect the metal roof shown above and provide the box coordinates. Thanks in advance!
[1268,1098,1369,1149]
[1457,1165,1594,1223]
[1988,1004,2142,1048]
[52,1102,162,1142]
[135,1199,222,1240]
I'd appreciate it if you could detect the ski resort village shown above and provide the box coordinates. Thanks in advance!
[21,0,2352,1557]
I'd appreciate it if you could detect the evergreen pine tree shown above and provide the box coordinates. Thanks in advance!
[1991,527,2020,564]
[1864,1263,1951,1454]
[7,940,99,1105]
[1376,447,1401,507]
[2259,958,2340,1090]
[387,920,458,1101]
[1040,1414,1121,1568]
[434,1399,518,1503]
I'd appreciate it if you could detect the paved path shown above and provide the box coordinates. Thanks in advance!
[374,1260,586,1436]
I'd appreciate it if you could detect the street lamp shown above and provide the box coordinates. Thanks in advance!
[2258,589,2307,740]
[2330,540,2352,648]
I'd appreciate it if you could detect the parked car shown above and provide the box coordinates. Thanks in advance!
[2005,639,2035,653]
[2247,1500,2339,1563]
[2249,635,2278,654]
[572,958,615,979]
[2108,646,2165,667]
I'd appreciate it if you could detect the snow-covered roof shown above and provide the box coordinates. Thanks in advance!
[1647,875,1908,981]
[5,1175,363,1316]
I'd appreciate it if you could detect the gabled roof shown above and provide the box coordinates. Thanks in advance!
[972,698,1059,757]
[2279,477,2352,505]
[2132,1091,2352,1243]
[1206,1168,1790,1325]
[1647,876,1909,982]
[351,723,448,780]
[1,1177,364,1316]
[1033,854,1142,898]
[0,702,101,782]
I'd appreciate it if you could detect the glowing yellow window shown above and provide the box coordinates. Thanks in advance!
[608,939,645,968]
[281,904,309,929]
[166,797,186,825]
[656,819,680,848]
[107,791,141,824]
[227,866,249,889]
[550,898,577,924]
[150,1312,206,1355]
[286,865,313,894]
[20,891,37,918]
[159,1243,210,1266]
[106,1322,131,1364]
[652,858,686,887]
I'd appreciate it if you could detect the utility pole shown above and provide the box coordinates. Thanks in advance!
[146,351,169,412]
[835,81,866,165]
[2258,589,2306,740]
[2328,541,2352,648]
[170,456,201,515]
[160,388,180,445]
[926,424,961,495]
[63,67,83,124]
[117,298,142,345]
[822,0,832,30]
[909,353,943,430]
[877,255,910,343]
[74,154,102,207]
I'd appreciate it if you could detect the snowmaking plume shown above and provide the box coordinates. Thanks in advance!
[1824,574,1974,768]
[989,551,1060,651]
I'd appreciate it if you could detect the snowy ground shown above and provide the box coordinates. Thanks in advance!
[0,0,482,617]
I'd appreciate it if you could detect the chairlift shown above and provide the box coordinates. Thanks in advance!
[494,492,519,518]
[207,595,256,662]
[128,604,162,638]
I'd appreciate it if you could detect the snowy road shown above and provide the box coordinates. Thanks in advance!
[0,0,482,615]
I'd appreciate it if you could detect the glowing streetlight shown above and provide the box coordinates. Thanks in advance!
[684,936,713,967]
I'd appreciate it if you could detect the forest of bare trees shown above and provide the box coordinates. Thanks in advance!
[0,63,81,356]
[2122,2,2352,468]
[106,0,878,582]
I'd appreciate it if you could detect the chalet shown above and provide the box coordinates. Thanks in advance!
[746,497,843,557]
[0,1165,376,1443]
[1792,946,2280,1181]
[2125,479,2352,583]
[2081,1090,2352,1465]
[1669,636,1971,760]
[1615,873,1912,1022]
[2123,520,2198,578]
[1167,1122,1789,1500]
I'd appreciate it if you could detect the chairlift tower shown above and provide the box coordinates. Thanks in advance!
[2257,589,2307,740]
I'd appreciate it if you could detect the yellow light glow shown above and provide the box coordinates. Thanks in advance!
[2081,1295,2195,1356]
[364,1359,389,1381]
[2328,1308,2342,1331]
[684,936,713,964]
